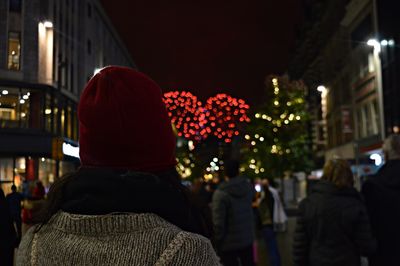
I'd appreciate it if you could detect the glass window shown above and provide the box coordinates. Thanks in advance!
[0,88,42,129]
[0,158,14,195]
[45,94,52,132]
[67,105,72,138]
[0,87,21,128]
[0,158,14,182]
[39,158,56,188]
[19,89,30,128]
[7,31,21,70]
[53,98,59,134]
[9,0,22,12]
[61,108,65,137]
[371,101,379,135]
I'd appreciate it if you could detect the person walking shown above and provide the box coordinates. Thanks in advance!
[257,179,282,266]
[212,160,255,266]
[293,159,376,266]
[0,188,17,266]
[16,66,220,265]
[362,134,400,266]
[6,184,23,246]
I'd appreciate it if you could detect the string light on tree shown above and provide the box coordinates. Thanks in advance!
[205,93,250,143]
[242,75,313,179]
[163,91,207,142]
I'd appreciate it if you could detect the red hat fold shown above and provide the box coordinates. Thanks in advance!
[78,66,176,172]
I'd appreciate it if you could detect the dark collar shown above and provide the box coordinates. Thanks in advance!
[60,168,206,235]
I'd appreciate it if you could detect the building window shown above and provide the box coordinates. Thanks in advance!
[9,0,22,12]
[7,32,21,70]
[0,88,31,129]
[87,39,91,55]
[371,101,379,135]
[87,3,92,18]
[45,94,53,133]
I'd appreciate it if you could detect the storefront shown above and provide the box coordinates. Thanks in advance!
[0,81,80,195]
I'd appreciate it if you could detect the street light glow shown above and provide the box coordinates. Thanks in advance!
[381,40,388,46]
[43,21,53,28]
[317,85,326,93]
[367,39,381,53]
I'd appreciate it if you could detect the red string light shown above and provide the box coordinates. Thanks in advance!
[163,91,208,142]
[205,93,250,143]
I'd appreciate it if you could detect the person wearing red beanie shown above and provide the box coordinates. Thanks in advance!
[16,66,220,265]
[78,66,177,172]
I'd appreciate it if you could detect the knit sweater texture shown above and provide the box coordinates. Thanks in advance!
[16,212,221,265]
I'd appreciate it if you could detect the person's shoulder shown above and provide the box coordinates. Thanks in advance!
[212,188,228,201]
[16,225,38,265]
[172,231,221,265]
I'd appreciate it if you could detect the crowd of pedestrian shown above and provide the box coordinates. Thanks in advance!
[1,66,398,265]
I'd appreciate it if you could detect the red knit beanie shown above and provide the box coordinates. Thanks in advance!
[78,66,176,172]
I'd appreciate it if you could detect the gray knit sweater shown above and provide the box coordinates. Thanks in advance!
[16,212,221,265]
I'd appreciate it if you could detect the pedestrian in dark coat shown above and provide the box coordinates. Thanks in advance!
[293,159,376,266]
[6,184,23,246]
[0,188,17,266]
[362,134,400,266]
[212,160,255,266]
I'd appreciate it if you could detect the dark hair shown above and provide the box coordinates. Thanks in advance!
[224,160,240,178]
[34,167,212,238]
[11,185,16,191]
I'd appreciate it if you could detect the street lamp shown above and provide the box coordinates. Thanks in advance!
[317,85,327,93]
[43,21,53,28]
[367,39,381,53]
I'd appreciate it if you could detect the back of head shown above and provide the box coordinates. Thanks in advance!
[383,134,400,160]
[78,66,176,172]
[224,160,240,179]
[11,184,16,192]
[322,158,354,188]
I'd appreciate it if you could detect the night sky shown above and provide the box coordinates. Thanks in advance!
[100,0,303,105]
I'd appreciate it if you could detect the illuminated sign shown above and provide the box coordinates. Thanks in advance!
[62,143,79,158]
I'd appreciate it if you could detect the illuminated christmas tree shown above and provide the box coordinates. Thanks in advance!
[243,75,313,179]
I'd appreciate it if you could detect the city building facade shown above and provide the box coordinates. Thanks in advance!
[290,0,399,179]
[0,0,135,194]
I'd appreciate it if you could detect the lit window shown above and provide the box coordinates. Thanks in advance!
[7,32,21,70]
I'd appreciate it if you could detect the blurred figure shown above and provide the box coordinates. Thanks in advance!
[6,184,23,246]
[212,160,255,266]
[32,181,45,200]
[293,159,376,266]
[257,179,282,266]
[0,188,17,266]
[362,134,400,266]
[16,67,220,265]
